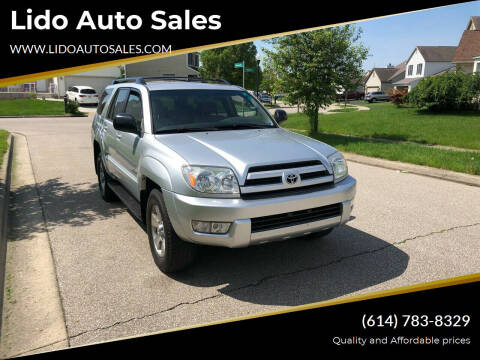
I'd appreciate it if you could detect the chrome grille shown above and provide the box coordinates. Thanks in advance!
[241,160,333,197]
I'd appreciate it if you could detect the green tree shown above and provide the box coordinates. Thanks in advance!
[264,26,368,132]
[199,43,262,89]
[260,57,282,103]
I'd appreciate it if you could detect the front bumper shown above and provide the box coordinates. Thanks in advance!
[163,175,356,248]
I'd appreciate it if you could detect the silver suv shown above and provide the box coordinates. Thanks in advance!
[365,91,389,103]
[92,77,356,272]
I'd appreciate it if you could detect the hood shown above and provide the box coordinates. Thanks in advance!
[155,128,337,183]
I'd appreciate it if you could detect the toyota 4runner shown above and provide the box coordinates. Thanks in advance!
[92,77,356,273]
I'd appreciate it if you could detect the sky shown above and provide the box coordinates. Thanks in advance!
[254,1,480,71]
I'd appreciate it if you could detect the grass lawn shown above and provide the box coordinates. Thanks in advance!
[0,130,9,167]
[283,102,480,150]
[304,132,480,175]
[0,98,67,116]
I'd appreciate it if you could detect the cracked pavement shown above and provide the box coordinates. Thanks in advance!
[0,116,479,350]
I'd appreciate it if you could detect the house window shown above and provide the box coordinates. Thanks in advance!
[408,65,413,76]
[416,63,423,75]
[187,53,200,71]
[476,63,480,73]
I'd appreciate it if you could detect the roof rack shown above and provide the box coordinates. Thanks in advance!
[112,77,230,85]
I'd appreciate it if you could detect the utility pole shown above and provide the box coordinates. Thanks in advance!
[242,60,245,88]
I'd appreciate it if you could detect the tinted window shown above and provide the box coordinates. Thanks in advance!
[80,88,96,94]
[109,88,130,119]
[97,88,113,115]
[125,91,143,129]
[72,87,78,93]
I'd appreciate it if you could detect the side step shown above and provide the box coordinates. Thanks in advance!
[107,181,143,222]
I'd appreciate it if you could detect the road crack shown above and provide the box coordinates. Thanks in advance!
[69,221,480,339]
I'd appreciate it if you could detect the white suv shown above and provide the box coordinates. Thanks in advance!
[66,86,99,105]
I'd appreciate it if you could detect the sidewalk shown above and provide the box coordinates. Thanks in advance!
[0,134,68,357]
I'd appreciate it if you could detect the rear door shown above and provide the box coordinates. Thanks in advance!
[103,87,130,180]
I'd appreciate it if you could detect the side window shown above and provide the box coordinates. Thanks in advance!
[97,88,113,115]
[72,87,78,93]
[67,87,73,92]
[108,88,130,119]
[125,90,143,129]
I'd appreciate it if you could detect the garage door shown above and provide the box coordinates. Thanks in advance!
[366,86,380,93]
[64,76,116,96]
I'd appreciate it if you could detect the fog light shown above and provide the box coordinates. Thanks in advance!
[192,221,211,233]
[192,221,231,234]
[211,222,231,234]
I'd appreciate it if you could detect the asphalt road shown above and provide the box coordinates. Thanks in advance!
[0,116,479,347]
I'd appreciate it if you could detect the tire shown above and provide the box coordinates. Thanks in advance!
[303,228,334,240]
[96,153,116,202]
[146,189,196,273]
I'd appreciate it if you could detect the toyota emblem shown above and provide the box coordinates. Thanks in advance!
[285,173,299,185]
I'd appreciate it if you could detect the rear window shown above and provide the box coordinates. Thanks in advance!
[80,88,96,94]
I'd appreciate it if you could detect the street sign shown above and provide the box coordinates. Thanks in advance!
[234,62,244,68]
[245,67,256,73]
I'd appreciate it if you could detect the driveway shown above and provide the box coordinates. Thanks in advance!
[0,115,479,349]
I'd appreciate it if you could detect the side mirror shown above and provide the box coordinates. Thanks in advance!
[113,113,138,135]
[274,109,288,124]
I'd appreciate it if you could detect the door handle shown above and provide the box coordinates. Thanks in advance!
[116,133,123,139]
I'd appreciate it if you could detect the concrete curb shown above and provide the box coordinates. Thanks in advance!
[0,135,14,339]
[344,152,480,188]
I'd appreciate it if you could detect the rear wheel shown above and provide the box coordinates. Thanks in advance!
[146,189,196,273]
[96,154,116,202]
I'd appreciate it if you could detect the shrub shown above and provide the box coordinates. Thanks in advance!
[390,90,405,106]
[405,71,480,111]
[65,100,81,115]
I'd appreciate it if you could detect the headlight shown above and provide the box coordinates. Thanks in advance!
[328,152,348,183]
[182,166,240,194]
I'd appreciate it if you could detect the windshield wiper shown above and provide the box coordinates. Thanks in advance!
[155,127,220,134]
[215,124,276,130]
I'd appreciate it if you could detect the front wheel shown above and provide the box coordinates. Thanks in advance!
[146,189,196,273]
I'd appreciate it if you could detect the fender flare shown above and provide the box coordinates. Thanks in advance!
[139,156,173,192]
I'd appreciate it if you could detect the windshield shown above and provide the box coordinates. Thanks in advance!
[150,90,277,133]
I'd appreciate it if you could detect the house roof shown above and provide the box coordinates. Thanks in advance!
[388,60,407,80]
[365,60,406,84]
[467,16,480,30]
[452,30,480,63]
[415,46,457,62]
[432,65,456,76]
[373,68,398,82]
[392,77,422,85]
